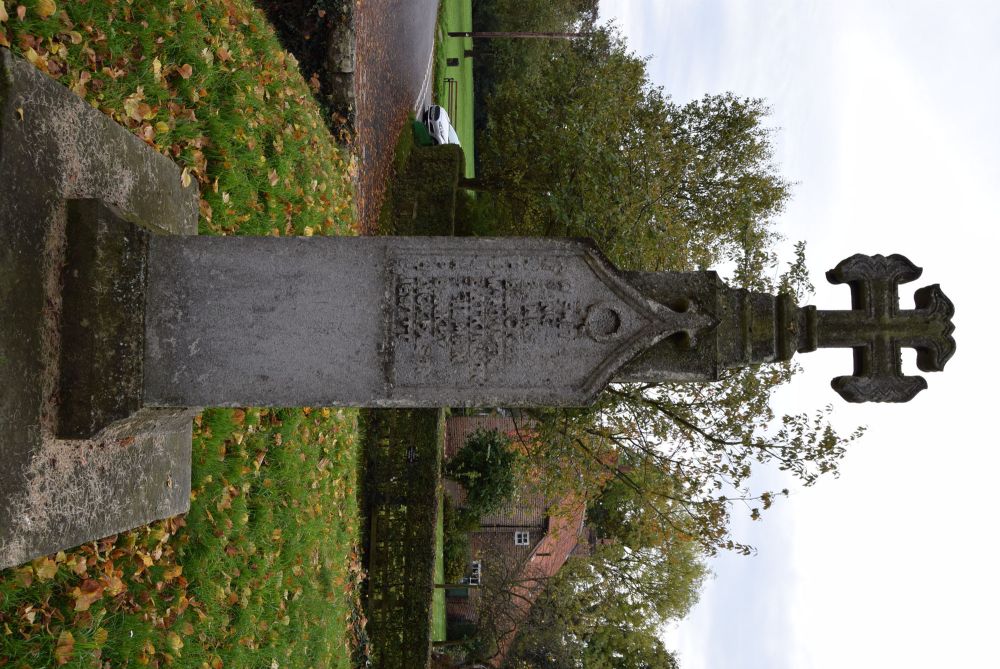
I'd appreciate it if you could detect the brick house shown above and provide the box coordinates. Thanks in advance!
[443,415,594,666]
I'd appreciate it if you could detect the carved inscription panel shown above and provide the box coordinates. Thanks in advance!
[385,246,656,399]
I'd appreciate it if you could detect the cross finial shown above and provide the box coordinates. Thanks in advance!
[814,254,956,402]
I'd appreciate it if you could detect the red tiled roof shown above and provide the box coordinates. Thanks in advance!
[444,415,591,667]
[488,494,587,667]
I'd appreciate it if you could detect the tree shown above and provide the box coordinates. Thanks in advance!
[446,428,523,517]
[467,22,863,556]
[505,545,691,669]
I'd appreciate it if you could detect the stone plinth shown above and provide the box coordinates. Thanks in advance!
[0,49,198,570]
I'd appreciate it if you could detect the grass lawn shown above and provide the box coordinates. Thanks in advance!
[0,1,361,667]
[435,0,475,178]
[432,430,447,643]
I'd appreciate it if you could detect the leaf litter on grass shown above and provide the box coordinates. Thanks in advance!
[0,1,364,667]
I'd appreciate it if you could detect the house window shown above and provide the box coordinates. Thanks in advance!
[463,560,482,586]
[514,531,530,546]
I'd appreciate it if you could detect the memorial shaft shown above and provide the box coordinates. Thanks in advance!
[143,235,735,408]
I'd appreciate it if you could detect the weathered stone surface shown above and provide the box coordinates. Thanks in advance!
[144,237,712,408]
[819,253,956,402]
[144,237,956,410]
[58,200,150,438]
[327,21,356,73]
[0,48,197,570]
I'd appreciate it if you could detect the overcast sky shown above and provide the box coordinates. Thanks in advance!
[597,2,1000,668]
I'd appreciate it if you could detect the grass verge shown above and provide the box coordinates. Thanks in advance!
[0,1,361,667]
[434,0,474,178]
[432,442,447,643]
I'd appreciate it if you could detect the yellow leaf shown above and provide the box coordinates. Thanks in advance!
[68,29,82,44]
[152,57,162,80]
[94,627,109,645]
[181,167,192,188]
[163,564,183,581]
[54,630,74,665]
[167,631,184,653]
[0,1,8,23]
[155,121,170,133]
[34,557,58,580]
[36,0,54,19]
[302,226,314,237]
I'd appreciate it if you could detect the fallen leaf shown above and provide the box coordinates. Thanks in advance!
[36,0,54,18]
[268,169,279,186]
[181,167,192,188]
[303,226,314,237]
[167,631,183,653]
[35,557,58,580]
[72,579,105,611]
[13,565,33,587]
[104,572,125,596]
[178,63,193,79]
[67,29,81,44]
[0,2,7,23]
[54,630,74,665]
[16,4,26,21]
[94,627,109,645]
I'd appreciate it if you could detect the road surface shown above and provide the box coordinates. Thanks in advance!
[355,0,439,233]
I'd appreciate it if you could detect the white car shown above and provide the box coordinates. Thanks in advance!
[423,105,461,147]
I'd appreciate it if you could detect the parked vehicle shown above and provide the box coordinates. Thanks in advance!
[422,105,461,147]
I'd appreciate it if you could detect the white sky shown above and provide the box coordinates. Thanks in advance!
[597,2,1000,668]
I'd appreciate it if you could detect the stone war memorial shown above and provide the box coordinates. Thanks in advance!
[0,48,957,569]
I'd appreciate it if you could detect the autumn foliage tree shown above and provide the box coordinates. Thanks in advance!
[469,7,864,558]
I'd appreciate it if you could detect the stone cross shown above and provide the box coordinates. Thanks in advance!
[0,49,956,567]
[816,254,956,403]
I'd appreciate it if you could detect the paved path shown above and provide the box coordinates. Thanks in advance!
[355,0,440,234]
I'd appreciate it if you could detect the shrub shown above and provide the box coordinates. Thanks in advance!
[442,495,473,583]
[445,428,521,516]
